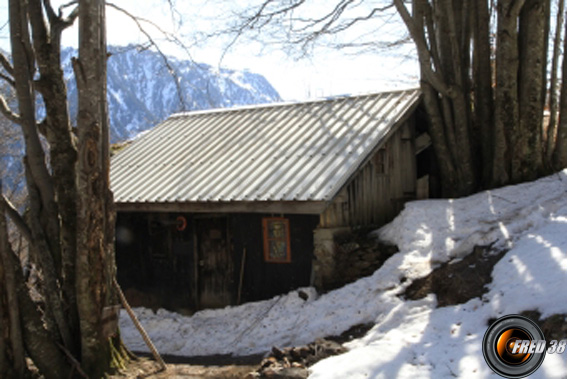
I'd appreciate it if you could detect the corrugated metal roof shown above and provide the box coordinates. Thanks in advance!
[111,88,421,207]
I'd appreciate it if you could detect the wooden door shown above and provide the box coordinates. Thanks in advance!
[195,216,233,309]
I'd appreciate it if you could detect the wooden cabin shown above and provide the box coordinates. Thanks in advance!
[110,89,437,312]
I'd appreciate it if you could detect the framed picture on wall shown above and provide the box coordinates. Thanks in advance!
[262,217,291,263]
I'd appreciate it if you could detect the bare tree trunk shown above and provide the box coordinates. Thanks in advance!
[0,188,25,378]
[547,0,565,161]
[9,0,75,354]
[555,10,567,168]
[472,0,494,186]
[5,238,72,378]
[28,0,80,349]
[75,0,122,376]
[395,0,477,196]
[516,0,547,181]
[1,185,71,378]
[2,0,128,376]
[493,0,524,186]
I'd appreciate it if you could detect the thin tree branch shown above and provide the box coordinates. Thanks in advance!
[56,343,89,379]
[42,0,57,24]
[61,6,79,27]
[211,0,306,49]
[293,0,355,35]
[0,95,21,124]
[0,72,16,88]
[107,2,188,109]
[0,192,32,243]
[106,3,194,59]
[57,0,77,16]
[315,5,397,35]
[0,52,14,77]
[49,5,79,40]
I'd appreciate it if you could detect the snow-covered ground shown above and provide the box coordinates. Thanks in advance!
[120,170,567,378]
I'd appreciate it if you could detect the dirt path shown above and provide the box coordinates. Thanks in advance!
[111,353,262,378]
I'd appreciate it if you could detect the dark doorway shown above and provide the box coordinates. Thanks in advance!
[195,216,234,309]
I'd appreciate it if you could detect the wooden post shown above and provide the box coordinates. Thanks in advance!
[237,248,247,305]
[113,278,166,372]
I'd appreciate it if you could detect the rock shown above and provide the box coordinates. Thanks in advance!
[261,356,278,368]
[271,346,286,359]
[256,338,347,378]
[289,347,302,360]
[245,372,261,379]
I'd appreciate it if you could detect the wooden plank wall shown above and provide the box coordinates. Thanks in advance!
[320,119,417,228]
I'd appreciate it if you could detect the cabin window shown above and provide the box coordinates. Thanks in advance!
[262,217,291,263]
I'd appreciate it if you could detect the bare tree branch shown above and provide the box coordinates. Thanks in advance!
[107,2,188,109]
[0,73,15,88]
[305,4,397,36]
[61,6,79,27]
[0,95,20,124]
[0,191,32,244]
[57,0,78,16]
[393,0,450,96]
[0,53,14,77]
[332,35,412,51]
[211,0,403,62]
[107,3,194,59]
[28,0,49,49]
[42,0,57,24]
[208,0,307,57]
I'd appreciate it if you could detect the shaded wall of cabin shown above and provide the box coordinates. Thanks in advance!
[319,112,437,229]
[313,108,439,289]
[115,212,318,312]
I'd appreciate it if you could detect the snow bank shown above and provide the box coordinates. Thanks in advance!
[120,170,567,378]
[311,170,567,378]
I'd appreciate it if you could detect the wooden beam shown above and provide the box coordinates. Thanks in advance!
[415,132,432,154]
[115,200,327,215]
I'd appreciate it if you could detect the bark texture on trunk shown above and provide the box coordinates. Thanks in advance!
[547,0,565,162]
[76,0,121,376]
[0,186,25,379]
[472,0,494,186]
[516,0,547,182]
[556,8,567,169]
[395,0,478,197]
[395,0,555,193]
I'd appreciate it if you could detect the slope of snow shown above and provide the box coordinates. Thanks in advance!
[120,170,567,378]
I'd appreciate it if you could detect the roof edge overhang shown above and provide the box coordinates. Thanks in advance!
[115,200,328,215]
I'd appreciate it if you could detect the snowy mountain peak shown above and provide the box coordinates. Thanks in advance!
[63,45,281,142]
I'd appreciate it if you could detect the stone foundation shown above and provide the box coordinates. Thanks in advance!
[312,227,398,291]
[312,227,350,289]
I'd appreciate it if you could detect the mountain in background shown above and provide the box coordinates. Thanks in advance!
[62,45,281,142]
[0,46,280,196]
